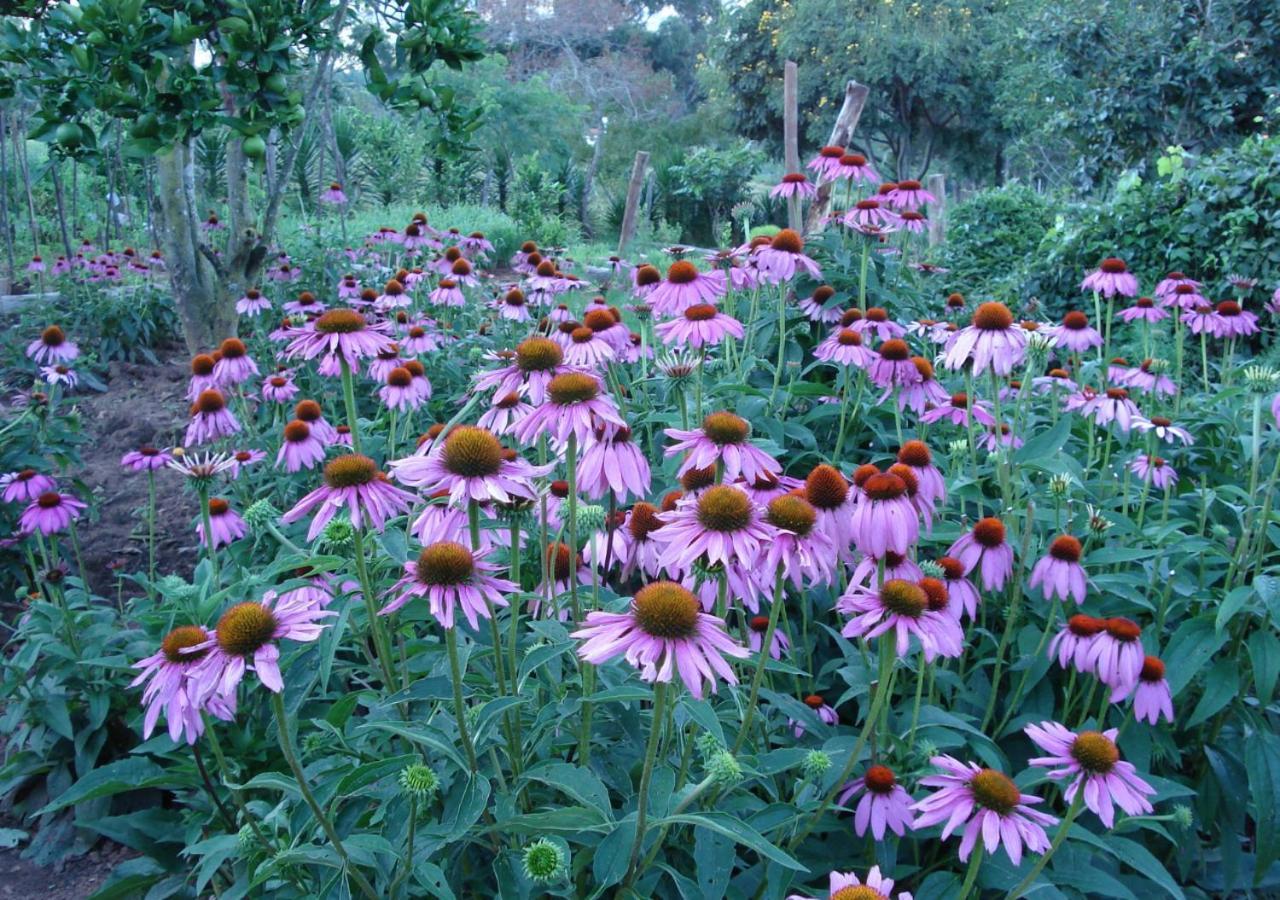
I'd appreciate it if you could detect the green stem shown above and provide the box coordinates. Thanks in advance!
[622,681,669,888]
[339,356,363,454]
[957,847,985,900]
[445,626,480,773]
[732,567,785,755]
[353,528,399,692]
[146,470,157,600]
[197,483,221,585]
[269,692,379,900]
[1003,793,1084,899]
[769,285,788,411]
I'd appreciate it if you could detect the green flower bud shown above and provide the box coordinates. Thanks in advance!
[1243,364,1280,393]
[1172,804,1193,828]
[242,498,279,530]
[321,517,355,549]
[522,838,567,884]
[694,731,722,760]
[706,750,741,786]
[917,559,944,579]
[236,823,257,854]
[577,503,606,534]
[398,763,439,800]
[947,438,969,457]
[1048,473,1073,498]
[801,750,831,780]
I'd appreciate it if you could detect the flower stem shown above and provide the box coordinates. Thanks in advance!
[622,680,669,888]
[339,356,363,454]
[957,847,985,900]
[732,566,785,755]
[565,431,580,621]
[352,528,399,692]
[146,470,157,600]
[444,626,480,773]
[1003,793,1084,899]
[197,483,221,585]
[769,285,788,411]
[269,692,379,900]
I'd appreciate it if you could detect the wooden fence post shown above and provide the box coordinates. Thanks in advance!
[783,60,800,232]
[927,172,947,247]
[616,150,650,258]
[804,80,870,234]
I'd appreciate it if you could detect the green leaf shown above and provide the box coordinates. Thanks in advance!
[0,828,26,849]
[1068,826,1184,898]
[655,812,807,872]
[522,762,612,817]
[332,754,418,799]
[1162,616,1228,697]
[40,758,182,814]
[1245,728,1280,882]
[1013,415,1073,464]
[1248,630,1280,707]
[694,822,734,899]
[592,817,635,888]
[1216,585,1255,632]
[1185,657,1238,728]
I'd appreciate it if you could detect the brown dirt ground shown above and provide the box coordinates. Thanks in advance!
[74,352,196,596]
[0,835,133,899]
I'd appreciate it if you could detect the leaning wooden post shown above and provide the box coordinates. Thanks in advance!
[783,60,801,232]
[616,150,650,258]
[927,172,947,247]
[805,80,870,234]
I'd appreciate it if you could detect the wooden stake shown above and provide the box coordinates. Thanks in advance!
[805,80,870,234]
[616,150,649,257]
[927,173,947,247]
[783,60,800,232]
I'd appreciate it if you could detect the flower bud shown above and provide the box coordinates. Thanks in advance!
[522,838,567,884]
[398,763,439,800]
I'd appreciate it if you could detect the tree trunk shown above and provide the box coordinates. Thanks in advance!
[0,111,15,287]
[782,60,801,232]
[14,120,39,255]
[926,173,946,248]
[155,144,237,353]
[49,162,73,261]
[580,118,606,240]
[805,80,870,234]
[616,150,649,257]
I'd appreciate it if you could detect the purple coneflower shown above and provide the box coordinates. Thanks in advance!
[832,152,880,185]
[805,145,847,181]
[1133,415,1192,445]
[868,339,921,390]
[838,764,914,840]
[294,399,338,444]
[27,325,79,365]
[284,308,394,369]
[1081,257,1139,298]
[320,182,348,205]
[277,420,326,472]
[1029,535,1088,604]
[943,302,1027,377]
[391,425,548,505]
[512,373,624,448]
[474,337,573,405]
[911,756,1057,866]
[1112,655,1173,724]
[20,491,86,535]
[1049,614,1105,673]
[186,389,241,445]
[235,288,271,316]
[380,541,515,629]
[1180,304,1216,334]
[747,610,790,660]
[814,327,872,369]
[1086,617,1145,690]
[647,261,726,317]
[563,323,616,367]
[121,447,174,472]
[947,517,1014,591]
[578,425,651,501]
[1025,722,1155,827]
[787,867,909,900]
[1130,453,1177,489]
[921,391,996,428]
[380,367,425,412]
[804,464,856,557]
[571,581,749,699]
[212,338,258,386]
[851,471,918,558]
[1089,387,1140,432]
[652,484,774,577]
[664,413,780,485]
[190,590,333,697]
[938,556,980,620]
[838,578,951,657]
[131,625,234,744]
[197,498,246,549]
[1208,300,1259,338]
[1118,296,1167,323]
[762,493,837,589]
[1050,310,1103,352]
[282,454,415,540]
[1154,271,1200,301]
[655,303,744,349]
[790,693,838,737]
[477,391,533,437]
[261,372,299,404]
[843,198,897,232]
[770,172,816,199]
[885,178,936,210]
[798,285,842,323]
[753,229,822,284]
[283,290,324,315]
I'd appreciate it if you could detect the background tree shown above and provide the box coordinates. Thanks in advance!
[0,0,484,351]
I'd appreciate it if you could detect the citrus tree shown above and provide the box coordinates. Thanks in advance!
[0,0,484,350]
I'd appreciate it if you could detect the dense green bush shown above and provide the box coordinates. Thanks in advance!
[944,135,1280,317]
